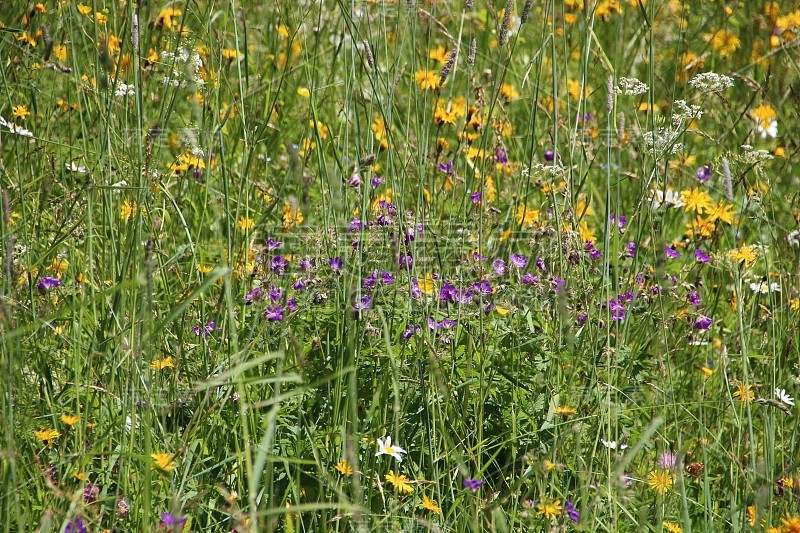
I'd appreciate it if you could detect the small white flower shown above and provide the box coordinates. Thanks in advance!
[756,119,778,139]
[65,162,88,173]
[749,281,780,294]
[375,436,406,462]
[788,230,800,247]
[649,188,684,210]
[775,388,795,406]
[600,439,628,450]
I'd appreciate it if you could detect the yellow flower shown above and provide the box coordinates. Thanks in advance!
[77,3,92,15]
[12,105,30,121]
[428,45,448,64]
[54,44,67,61]
[34,428,62,442]
[500,83,519,100]
[543,460,556,471]
[780,513,800,533]
[417,274,435,295]
[94,12,108,25]
[555,405,576,417]
[385,470,414,494]
[752,103,777,128]
[150,356,175,370]
[282,202,304,229]
[371,117,391,150]
[156,7,182,30]
[732,381,754,405]
[729,245,756,268]
[680,187,713,214]
[434,101,459,125]
[705,28,741,57]
[536,499,562,520]
[705,201,735,225]
[151,452,176,471]
[297,87,310,98]
[647,469,674,494]
[515,204,540,227]
[747,505,756,526]
[334,459,353,475]
[495,305,510,316]
[415,70,440,91]
[120,199,138,221]
[61,414,80,426]
[578,221,595,242]
[699,365,713,377]
[420,495,442,514]
[237,217,255,231]
[222,49,239,60]
[663,521,682,533]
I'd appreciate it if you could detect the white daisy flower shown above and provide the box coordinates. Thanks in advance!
[600,439,628,450]
[375,436,406,462]
[775,388,795,407]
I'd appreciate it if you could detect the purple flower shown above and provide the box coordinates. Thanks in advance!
[589,248,602,260]
[535,257,546,271]
[287,297,297,311]
[271,255,289,274]
[610,214,627,229]
[347,175,361,187]
[470,190,482,203]
[510,254,528,268]
[695,249,711,263]
[463,478,484,491]
[381,270,394,285]
[353,295,372,312]
[494,146,508,164]
[576,311,588,325]
[160,513,188,531]
[268,285,282,302]
[267,237,282,249]
[399,254,413,270]
[564,500,580,522]
[439,281,457,302]
[492,259,506,276]
[438,160,454,174]
[609,300,626,321]
[371,177,383,188]
[658,452,678,470]
[65,517,87,533]
[292,279,306,291]
[83,483,99,503]
[349,217,362,233]
[473,280,492,296]
[329,257,343,272]
[694,315,712,331]
[665,246,681,259]
[552,277,566,294]
[544,149,554,162]
[298,258,313,271]
[265,306,284,321]
[117,497,130,518]
[688,291,701,306]
[521,273,537,285]
[410,278,423,298]
[37,276,62,293]
[696,165,712,181]
[402,324,417,339]
[626,241,636,258]
[192,320,220,337]
[245,287,263,303]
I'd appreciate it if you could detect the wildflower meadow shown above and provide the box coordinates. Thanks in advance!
[2,0,800,531]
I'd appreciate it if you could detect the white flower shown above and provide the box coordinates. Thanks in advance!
[749,281,780,294]
[65,162,88,173]
[615,77,649,96]
[756,119,778,139]
[600,439,628,450]
[688,72,734,93]
[114,82,135,97]
[775,388,795,406]
[649,188,684,210]
[375,436,406,462]
[788,230,800,247]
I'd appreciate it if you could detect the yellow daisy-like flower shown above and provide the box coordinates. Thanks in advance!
[536,499,562,520]
[420,495,442,514]
[34,428,62,442]
[680,187,713,214]
[150,356,175,371]
[752,103,777,128]
[647,469,674,494]
[428,45,448,64]
[515,203,540,227]
[222,49,239,60]
[663,521,682,533]
[151,452,176,472]
[732,381,754,405]
[385,470,414,494]
[12,105,30,121]
[500,83,519,100]
[555,405,577,417]
[61,414,81,426]
[54,44,68,61]
[747,505,756,526]
[705,28,740,57]
[705,201,735,225]
[780,513,800,533]
[120,199,139,221]
[729,245,756,268]
[334,459,353,475]
[156,7,182,30]
[414,70,440,91]
[237,217,255,231]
